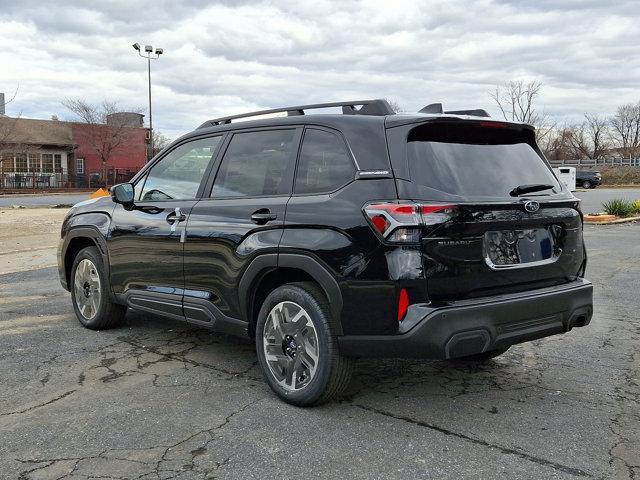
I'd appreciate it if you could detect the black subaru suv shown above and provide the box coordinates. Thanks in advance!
[58,99,593,406]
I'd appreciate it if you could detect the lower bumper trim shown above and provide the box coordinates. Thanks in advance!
[338,279,593,359]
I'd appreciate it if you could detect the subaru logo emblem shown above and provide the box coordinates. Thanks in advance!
[524,201,540,213]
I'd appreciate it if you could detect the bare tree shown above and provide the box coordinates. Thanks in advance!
[543,126,575,161]
[384,98,403,113]
[62,99,142,186]
[490,80,555,148]
[609,102,640,158]
[573,114,610,159]
[584,114,610,159]
[151,131,172,157]
[0,88,21,173]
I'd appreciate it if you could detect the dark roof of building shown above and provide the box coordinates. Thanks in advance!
[0,117,74,147]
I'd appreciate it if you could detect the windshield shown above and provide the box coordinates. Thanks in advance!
[406,123,561,200]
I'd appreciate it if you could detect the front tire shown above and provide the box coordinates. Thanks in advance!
[255,282,353,407]
[582,180,592,189]
[70,246,126,330]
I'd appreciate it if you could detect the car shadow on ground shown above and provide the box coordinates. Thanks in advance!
[118,309,541,404]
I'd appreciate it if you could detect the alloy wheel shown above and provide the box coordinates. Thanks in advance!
[74,259,101,320]
[262,301,320,391]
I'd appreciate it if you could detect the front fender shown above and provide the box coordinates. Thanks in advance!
[58,209,113,291]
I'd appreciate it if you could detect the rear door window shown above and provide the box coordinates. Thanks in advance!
[294,128,355,194]
[407,123,560,199]
[211,129,296,197]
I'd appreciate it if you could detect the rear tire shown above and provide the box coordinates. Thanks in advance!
[70,246,126,330]
[255,282,353,407]
[454,347,510,362]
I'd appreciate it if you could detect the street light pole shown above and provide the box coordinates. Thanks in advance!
[147,54,152,158]
[132,43,163,161]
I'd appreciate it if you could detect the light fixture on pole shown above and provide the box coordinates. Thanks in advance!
[132,42,163,160]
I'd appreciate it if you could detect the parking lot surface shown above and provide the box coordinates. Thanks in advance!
[0,193,89,208]
[574,188,640,214]
[0,208,638,479]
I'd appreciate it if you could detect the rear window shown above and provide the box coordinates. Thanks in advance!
[211,129,296,198]
[407,123,561,199]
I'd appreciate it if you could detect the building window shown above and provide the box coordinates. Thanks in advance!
[54,154,62,172]
[42,154,53,173]
[76,158,85,174]
[28,153,41,172]
[15,153,28,173]
[1,154,13,173]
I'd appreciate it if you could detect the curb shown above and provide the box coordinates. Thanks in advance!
[585,216,640,225]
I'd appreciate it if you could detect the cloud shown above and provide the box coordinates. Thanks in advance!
[0,0,639,139]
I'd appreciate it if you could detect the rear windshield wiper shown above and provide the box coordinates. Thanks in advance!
[509,184,555,197]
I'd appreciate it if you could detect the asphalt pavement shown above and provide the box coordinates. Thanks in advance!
[573,188,640,214]
[0,221,638,479]
[0,193,90,207]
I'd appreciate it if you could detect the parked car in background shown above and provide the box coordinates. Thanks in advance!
[576,170,602,189]
[57,99,593,406]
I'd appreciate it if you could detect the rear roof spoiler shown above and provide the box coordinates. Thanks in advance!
[419,103,490,118]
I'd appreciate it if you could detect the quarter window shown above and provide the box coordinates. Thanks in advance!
[294,129,355,194]
[139,136,221,201]
[211,130,296,198]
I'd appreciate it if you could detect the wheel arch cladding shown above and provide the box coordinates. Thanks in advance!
[64,228,108,288]
[239,253,344,337]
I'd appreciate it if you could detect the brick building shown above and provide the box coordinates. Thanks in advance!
[0,113,149,190]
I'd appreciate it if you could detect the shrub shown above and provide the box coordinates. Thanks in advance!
[602,199,635,217]
[632,200,640,215]
[599,166,640,185]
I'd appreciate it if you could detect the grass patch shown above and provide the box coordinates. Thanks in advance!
[602,199,635,217]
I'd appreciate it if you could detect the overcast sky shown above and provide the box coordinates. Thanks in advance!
[1,0,638,139]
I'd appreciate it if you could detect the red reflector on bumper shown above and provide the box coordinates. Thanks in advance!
[398,288,409,322]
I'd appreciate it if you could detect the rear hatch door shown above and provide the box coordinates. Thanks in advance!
[392,119,585,301]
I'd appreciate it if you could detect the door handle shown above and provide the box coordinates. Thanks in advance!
[167,207,187,232]
[251,209,277,225]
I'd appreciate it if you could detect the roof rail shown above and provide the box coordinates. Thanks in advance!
[197,99,395,129]
[418,103,490,118]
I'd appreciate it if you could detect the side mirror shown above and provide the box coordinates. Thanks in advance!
[111,183,135,207]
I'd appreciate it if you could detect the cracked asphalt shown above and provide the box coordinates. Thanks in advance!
[0,213,638,479]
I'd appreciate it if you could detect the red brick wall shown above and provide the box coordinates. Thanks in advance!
[71,123,148,178]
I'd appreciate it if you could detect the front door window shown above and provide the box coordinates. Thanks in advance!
[139,136,222,201]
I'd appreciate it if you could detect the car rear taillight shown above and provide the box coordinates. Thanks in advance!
[363,201,455,242]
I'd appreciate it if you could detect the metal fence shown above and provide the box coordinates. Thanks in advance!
[549,158,640,167]
[0,168,137,191]
[0,172,71,189]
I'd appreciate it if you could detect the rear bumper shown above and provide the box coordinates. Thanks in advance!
[338,279,593,359]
